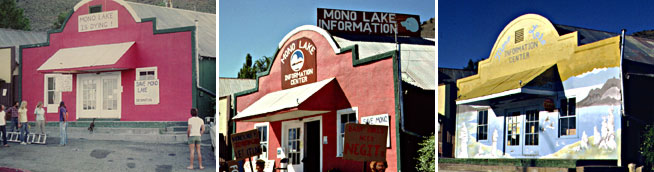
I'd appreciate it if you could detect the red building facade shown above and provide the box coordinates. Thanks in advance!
[20,0,206,121]
[233,26,403,172]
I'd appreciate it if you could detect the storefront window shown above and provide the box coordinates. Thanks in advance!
[560,98,576,137]
[288,128,301,165]
[255,123,269,160]
[525,109,539,145]
[44,74,61,113]
[477,110,488,141]
[82,79,97,110]
[336,107,358,157]
[506,112,521,146]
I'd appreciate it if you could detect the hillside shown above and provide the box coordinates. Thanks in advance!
[17,0,215,32]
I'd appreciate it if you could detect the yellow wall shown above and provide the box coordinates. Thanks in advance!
[0,48,11,83]
[438,84,446,115]
[218,97,229,135]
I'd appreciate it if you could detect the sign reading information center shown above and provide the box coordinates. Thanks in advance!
[280,37,317,89]
[78,10,118,32]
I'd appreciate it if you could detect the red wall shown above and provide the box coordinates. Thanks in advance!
[236,30,398,171]
[21,0,193,121]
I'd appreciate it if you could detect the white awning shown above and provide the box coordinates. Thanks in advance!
[37,42,135,71]
[233,77,335,121]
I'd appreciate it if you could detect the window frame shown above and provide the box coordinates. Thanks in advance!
[524,109,539,146]
[476,110,488,141]
[336,107,358,157]
[44,74,62,113]
[135,67,158,81]
[254,122,269,160]
[559,97,577,138]
[89,5,102,13]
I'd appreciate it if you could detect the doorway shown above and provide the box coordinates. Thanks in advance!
[304,120,320,172]
[76,72,121,119]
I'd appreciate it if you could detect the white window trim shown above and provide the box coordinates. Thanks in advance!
[336,107,358,157]
[44,74,62,113]
[559,97,578,138]
[135,67,158,80]
[254,122,270,160]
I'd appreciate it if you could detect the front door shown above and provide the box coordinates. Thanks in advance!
[77,72,121,119]
[283,121,303,172]
[505,110,523,156]
[303,121,320,172]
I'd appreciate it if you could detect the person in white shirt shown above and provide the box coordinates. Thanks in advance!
[0,105,8,147]
[187,108,205,170]
[34,102,46,135]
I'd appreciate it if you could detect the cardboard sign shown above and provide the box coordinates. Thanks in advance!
[78,10,118,32]
[227,160,242,172]
[134,79,160,105]
[360,114,390,147]
[280,37,317,89]
[55,74,72,92]
[231,129,262,160]
[317,8,421,37]
[343,123,388,162]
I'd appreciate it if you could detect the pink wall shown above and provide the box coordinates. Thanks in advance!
[22,0,193,122]
[236,30,398,171]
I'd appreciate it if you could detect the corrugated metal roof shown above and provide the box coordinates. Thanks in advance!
[333,36,435,90]
[219,78,256,98]
[554,24,654,70]
[126,2,216,57]
[0,28,47,62]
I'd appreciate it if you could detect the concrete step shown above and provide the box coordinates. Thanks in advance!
[14,126,208,144]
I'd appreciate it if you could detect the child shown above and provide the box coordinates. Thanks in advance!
[0,105,8,147]
[187,108,205,170]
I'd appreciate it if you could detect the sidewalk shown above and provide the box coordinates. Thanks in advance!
[0,138,216,172]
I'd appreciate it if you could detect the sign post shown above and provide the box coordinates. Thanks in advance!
[230,129,262,172]
[342,123,388,162]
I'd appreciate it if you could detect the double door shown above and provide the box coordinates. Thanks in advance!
[76,72,121,119]
[281,119,321,172]
[505,107,540,156]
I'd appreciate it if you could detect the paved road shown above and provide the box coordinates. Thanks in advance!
[0,138,215,172]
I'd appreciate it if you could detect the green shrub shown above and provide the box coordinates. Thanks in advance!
[416,133,435,172]
[641,125,654,171]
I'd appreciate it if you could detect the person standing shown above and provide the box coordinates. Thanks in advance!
[187,108,205,170]
[34,102,46,135]
[369,161,388,172]
[59,101,68,146]
[4,102,19,132]
[17,101,29,145]
[0,105,9,147]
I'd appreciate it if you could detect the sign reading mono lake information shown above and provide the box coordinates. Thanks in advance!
[343,123,388,162]
[230,129,262,160]
[317,8,421,37]
[78,10,118,32]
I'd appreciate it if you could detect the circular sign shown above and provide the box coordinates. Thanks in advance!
[290,50,305,72]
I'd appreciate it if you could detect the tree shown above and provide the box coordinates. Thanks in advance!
[0,0,31,30]
[641,125,654,171]
[415,134,435,172]
[52,10,72,30]
[237,54,273,79]
[463,58,482,74]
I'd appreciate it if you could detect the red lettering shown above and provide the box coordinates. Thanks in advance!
[367,144,374,156]
[360,144,367,156]
[374,145,382,156]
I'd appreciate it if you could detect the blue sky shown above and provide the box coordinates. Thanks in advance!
[219,0,435,77]
[439,0,654,69]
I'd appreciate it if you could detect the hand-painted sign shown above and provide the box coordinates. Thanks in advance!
[281,37,317,89]
[317,8,420,37]
[134,79,159,105]
[55,74,73,92]
[360,114,391,147]
[343,123,388,162]
[226,160,242,172]
[230,129,262,160]
[78,10,118,32]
